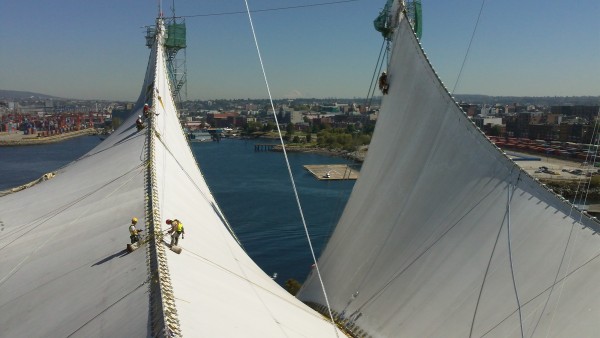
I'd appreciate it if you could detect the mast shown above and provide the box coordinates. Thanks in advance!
[145,1,187,109]
[374,0,422,40]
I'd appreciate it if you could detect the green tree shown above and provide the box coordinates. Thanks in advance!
[284,123,295,141]
[244,121,262,133]
[489,125,502,136]
[363,122,375,134]
[293,104,310,111]
[262,121,275,132]
[358,134,371,145]
[286,123,295,134]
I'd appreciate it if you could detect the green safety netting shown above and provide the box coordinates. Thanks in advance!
[373,0,394,39]
[165,23,186,49]
[374,0,422,40]
[407,0,422,39]
[146,23,186,50]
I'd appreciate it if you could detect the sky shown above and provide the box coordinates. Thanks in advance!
[0,0,598,101]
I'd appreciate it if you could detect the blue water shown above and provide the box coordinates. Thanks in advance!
[0,135,103,190]
[0,136,356,284]
[192,139,356,283]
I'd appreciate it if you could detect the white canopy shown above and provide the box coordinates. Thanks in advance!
[0,17,342,338]
[299,11,600,338]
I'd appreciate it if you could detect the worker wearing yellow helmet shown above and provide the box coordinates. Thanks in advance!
[129,217,143,244]
[166,218,184,247]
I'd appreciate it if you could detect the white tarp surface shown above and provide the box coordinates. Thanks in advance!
[0,17,342,338]
[0,105,150,337]
[150,19,342,337]
[298,12,600,338]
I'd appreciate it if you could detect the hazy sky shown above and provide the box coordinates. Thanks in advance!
[1,0,598,101]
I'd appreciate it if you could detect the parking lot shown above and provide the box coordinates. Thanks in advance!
[510,152,599,181]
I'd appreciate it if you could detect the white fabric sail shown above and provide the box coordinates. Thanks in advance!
[298,9,600,338]
[0,17,342,337]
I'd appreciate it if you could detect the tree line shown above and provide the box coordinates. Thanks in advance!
[242,119,374,151]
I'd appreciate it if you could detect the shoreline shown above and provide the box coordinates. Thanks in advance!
[269,143,367,163]
[241,132,368,162]
[0,129,98,146]
[265,142,600,200]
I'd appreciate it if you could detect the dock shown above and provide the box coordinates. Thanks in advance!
[304,164,359,180]
[255,144,275,151]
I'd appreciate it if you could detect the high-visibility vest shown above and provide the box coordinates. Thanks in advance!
[176,222,183,233]
[129,225,138,236]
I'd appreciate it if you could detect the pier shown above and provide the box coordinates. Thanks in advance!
[255,144,275,151]
[304,164,359,180]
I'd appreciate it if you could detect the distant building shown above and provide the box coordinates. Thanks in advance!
[184,121,203,130]
[528,124,555,140]
[473,116,502,129]
[544,113,562,125]
[319,104,341,113]
[559,123,582,143]
[459,103,478,117]
[479,105,495,116]
[206,112,241,128]
[551,105,599,121]
[516,112,532,138]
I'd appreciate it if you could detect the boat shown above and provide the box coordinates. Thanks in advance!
[0,13,343,337]
[187,129,212,142]
[297,1,600,337]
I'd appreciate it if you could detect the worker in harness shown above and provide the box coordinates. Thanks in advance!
[379,71,389,95]
[143,103,150,119]
[135,115,145,131]
[166,219,184,247]
[129,217,143,244]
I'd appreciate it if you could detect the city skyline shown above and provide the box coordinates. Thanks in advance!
[1,0,598,101]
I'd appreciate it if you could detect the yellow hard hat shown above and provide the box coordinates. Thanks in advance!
[132,217,138,224]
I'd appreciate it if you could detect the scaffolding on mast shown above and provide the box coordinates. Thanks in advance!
[145,5,187,106]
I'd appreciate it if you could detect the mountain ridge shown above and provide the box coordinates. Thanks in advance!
[1,89,598,106]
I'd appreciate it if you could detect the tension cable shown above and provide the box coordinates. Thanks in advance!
[243,1,339,336]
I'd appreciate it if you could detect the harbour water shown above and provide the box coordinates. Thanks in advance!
[192,139,357,283]
[0,136,356,284]
[0,135,103,191]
